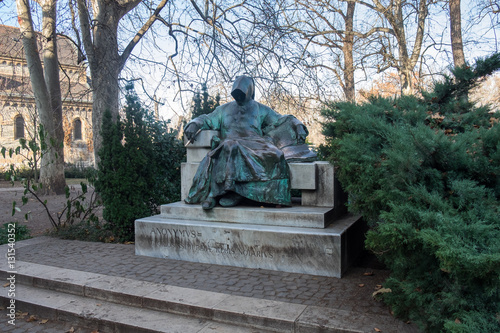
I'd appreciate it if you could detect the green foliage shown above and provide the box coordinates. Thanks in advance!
[3,125,101,231]
[0,223,31,245]
[96,84,186,242]
[64,163,95,179]
[1,124,43,182]
[49,219,113,243]
[320,54,500,332]
[191,83,220,120]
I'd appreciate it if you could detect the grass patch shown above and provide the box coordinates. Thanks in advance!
[66,178,88,186]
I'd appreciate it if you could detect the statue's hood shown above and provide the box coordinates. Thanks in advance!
[231,75,255,104]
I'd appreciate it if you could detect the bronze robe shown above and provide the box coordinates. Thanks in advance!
[185,100,291,206]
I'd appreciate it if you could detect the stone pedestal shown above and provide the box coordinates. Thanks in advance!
[136,130,363,278]
[135,204,365,278]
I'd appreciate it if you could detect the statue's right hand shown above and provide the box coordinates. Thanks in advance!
[184,122,200,142]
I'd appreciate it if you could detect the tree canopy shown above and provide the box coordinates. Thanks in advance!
[1,0,498,159]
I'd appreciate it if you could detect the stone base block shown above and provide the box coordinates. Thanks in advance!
[181,161,341,207]
[184,130,219,147]
[181,162,199,201]
[187,148,211,163]
[135,214,365,278]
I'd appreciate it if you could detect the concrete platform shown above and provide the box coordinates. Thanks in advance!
[0,239,420,333]
[161,201,336,228]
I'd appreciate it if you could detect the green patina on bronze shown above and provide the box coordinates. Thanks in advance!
[184,75,316,210]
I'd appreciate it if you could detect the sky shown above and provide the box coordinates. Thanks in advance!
[1,0,499,123]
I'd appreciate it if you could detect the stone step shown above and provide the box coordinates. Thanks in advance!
[160,201,335,228]
[0,261,302,332]
[0,283,274,333]
[0,260,414,333]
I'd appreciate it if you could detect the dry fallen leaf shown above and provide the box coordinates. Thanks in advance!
[91,330,100,333]
[358,284,365,287]
[3,282,9,287]
[16,311,28,318]
[374,328,382,332]
[372,287,392,298]
[66,327,75,333]
[363,272,374,276]
[375,284,383,290]
[26,315,38,322]
[39,319,49,324]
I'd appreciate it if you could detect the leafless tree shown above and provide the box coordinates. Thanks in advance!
[470,0,499,51]
[123,1,308,115]
[73,0,169,164]
[275,0,359,102]
[16,0,66,194]
[354,0,431,95]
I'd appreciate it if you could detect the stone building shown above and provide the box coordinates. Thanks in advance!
[0,25,94,171]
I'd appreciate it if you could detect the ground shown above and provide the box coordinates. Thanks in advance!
[0,179,100,237]
[0,179,397,333]
[0,179,385,268]
[0,180,101,332]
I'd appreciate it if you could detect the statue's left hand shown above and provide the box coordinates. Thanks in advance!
[184,122,200,143]
[296,124,308,144]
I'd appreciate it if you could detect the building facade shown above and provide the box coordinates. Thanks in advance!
[0,25,94,171]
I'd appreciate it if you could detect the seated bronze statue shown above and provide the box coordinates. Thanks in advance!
[184,75,316,210]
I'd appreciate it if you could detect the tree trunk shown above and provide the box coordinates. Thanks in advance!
[394,3,413,95]
[449,0,465,68]
[77,0,156,166]
[40,0,66,194]
[90,12,121,163]
[400,66,413,96]
[16,0,66,194]
[342,1,356,102]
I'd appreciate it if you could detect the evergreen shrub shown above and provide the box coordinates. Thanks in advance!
[64,163,95,179]
[96,85,186,242]
[320,54,500,332]
[0,222,31,245]
[50,219,113,242]
[191,83,220,120]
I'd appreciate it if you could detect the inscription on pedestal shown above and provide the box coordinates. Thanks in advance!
[135,214,364,278]
[149,227,275,259]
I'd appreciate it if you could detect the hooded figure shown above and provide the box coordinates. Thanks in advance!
[184,75,313,210]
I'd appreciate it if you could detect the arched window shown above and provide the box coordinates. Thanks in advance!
[14,115,25,139]
[73,118,82,140]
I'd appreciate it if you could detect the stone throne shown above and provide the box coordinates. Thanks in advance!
[135,130,365,278]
